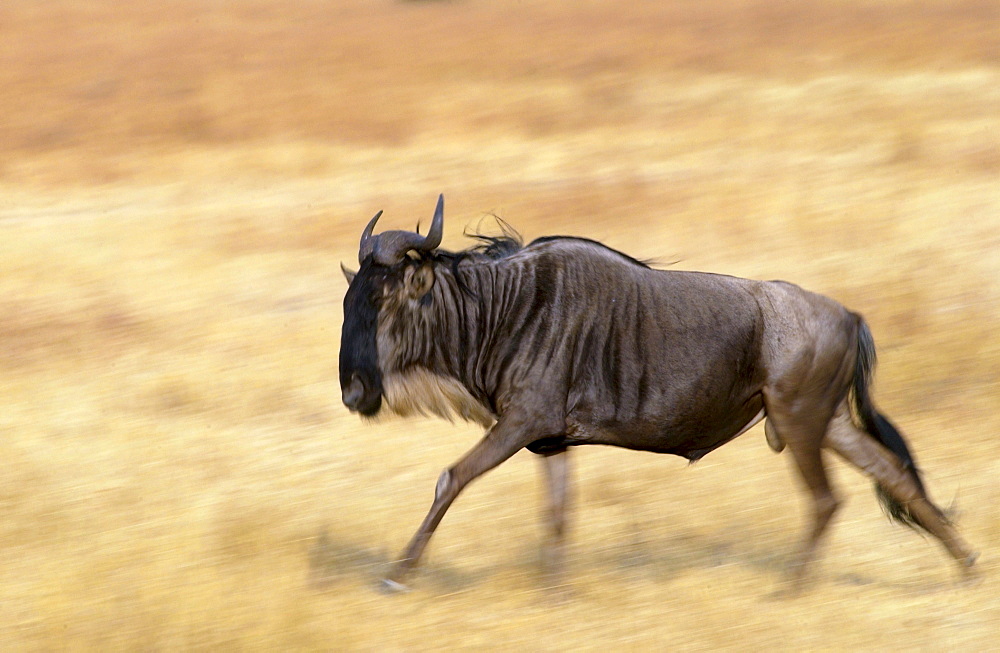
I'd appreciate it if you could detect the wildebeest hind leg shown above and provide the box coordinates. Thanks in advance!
[538,449,571,583]
[785,440,839,592]
[383,414,535,591]
[764,397,840,594]
[824,408,979,576]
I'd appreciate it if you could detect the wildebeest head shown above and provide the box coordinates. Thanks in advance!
[339,195,445,416]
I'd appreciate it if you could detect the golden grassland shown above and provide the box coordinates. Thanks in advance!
[1,1,998,649]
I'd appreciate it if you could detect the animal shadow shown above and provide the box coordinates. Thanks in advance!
[307,526,484,594]
[307,525,962,598]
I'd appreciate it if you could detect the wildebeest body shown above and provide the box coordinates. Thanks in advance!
[338,195,978,593]
[477,239,768,459]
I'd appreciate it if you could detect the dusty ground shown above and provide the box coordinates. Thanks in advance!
[1,1,998,649]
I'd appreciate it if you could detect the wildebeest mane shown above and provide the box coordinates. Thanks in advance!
[418,218,525,297]
[418,222,656,298]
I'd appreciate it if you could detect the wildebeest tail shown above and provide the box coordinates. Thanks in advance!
[851,317,940,530]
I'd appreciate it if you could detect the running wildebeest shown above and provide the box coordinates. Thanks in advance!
[339,194,978,593]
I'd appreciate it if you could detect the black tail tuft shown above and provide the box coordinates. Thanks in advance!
[851,318,938,530]
[869,416,928,530]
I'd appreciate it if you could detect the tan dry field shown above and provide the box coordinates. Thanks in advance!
[1,1,999,649]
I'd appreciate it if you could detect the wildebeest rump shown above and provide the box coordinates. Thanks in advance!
[339,195,978,593]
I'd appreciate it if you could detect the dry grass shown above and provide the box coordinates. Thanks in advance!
[1,0,998,649]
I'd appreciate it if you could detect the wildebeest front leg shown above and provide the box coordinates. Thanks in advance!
[383,415,535,591]
[538,449,571,581]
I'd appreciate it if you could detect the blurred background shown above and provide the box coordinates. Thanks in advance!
[1,0,997,649]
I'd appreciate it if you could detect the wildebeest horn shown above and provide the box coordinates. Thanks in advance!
[358,195,445,266]
[358,210,383,264]
[424,194,444,249]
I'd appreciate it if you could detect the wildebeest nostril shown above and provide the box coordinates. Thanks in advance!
[342,376,365,410]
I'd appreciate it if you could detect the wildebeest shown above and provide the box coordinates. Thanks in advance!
[339,194,978,593]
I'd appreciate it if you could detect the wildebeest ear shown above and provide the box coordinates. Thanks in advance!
[403,263,435,299]
[340,262,357,284]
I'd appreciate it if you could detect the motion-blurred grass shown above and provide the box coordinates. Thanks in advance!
[1,1,998,649]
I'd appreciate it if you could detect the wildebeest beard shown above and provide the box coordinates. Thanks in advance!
[340,256,390,416]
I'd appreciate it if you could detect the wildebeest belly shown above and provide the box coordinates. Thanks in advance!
[558,392,766,459]
[553,327,766,457]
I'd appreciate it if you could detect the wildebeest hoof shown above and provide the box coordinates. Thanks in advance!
[958,553,982,586]
[378,578,411,594]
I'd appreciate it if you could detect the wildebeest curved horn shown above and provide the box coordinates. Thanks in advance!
[365,195,446,266]
[421,194,444,251]
[358,210,383,264]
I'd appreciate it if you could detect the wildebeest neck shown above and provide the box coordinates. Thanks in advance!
[376,259,503,414]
